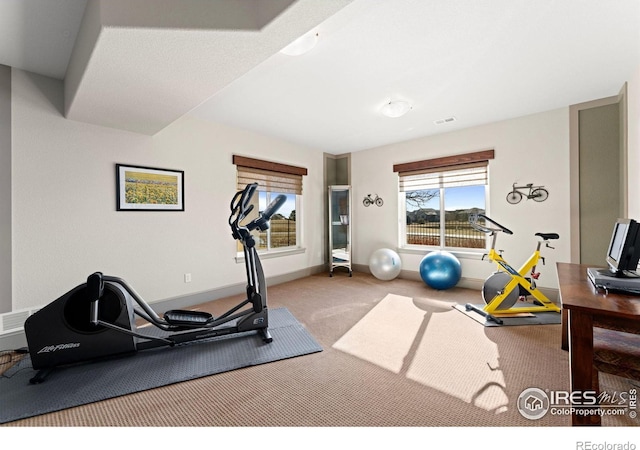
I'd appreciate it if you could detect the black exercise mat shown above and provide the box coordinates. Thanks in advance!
[0,308,321,424]
[453,304,562,327]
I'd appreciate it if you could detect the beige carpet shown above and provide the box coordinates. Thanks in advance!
[1,272,636,428]
[334,294,511,413]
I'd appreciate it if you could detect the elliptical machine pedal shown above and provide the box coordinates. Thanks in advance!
[164,310,213,327]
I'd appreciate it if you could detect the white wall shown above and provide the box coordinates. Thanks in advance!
[350,108,571,289]
[11,69,325,311]
[0,65,11,313]
[626,66,640,218]
[10,63,636,312]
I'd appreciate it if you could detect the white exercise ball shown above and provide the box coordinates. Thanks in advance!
[369,248,402,281]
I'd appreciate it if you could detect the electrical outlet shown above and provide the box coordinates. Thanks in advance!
[184,273,192,283]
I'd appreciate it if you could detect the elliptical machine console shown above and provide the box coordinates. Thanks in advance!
[24,183,285,383]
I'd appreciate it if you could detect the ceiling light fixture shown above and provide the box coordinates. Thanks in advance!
[381,100,412,118]
[280,32,319,56]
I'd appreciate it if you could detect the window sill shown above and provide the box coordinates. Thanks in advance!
[397,246,486,261]
[235,247,306,264]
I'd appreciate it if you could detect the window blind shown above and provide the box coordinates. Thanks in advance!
[399,161,488,192]
[233,155,307,195]
[394,149,493,192]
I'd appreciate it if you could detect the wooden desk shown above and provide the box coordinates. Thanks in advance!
[557,262,640,426]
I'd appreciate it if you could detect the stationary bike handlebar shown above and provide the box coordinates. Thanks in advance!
[469,213,513,235]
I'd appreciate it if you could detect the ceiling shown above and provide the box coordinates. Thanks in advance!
[1,0,639,154]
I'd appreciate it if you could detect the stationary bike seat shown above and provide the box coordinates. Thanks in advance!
[535,232,559,240]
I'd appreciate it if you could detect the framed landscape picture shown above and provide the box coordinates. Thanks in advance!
[116,164,184,211]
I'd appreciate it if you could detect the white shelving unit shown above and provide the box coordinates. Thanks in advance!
[328,185,352,277]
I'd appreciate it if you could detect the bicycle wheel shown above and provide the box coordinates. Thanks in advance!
[374,197,384,207]
[363,198,372,207]
[506,191,523,204]
[531,188,548,202]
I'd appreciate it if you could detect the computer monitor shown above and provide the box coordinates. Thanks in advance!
[605,218,640,277]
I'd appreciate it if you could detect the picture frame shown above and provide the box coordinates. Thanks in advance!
[116,164,184,211]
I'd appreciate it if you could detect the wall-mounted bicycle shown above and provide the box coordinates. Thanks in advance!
[506,183,548,204]
[363,193,383,207]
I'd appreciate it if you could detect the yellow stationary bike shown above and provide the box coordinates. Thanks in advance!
[466,213,561,324]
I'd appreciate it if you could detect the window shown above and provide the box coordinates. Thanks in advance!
[233,155,306,254]
[254,190,297,251]
[394,150,493,251]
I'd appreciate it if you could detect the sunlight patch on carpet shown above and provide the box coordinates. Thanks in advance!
[333,293,509,412]
[332,294,426,373]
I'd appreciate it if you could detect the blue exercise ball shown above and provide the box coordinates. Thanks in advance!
[419,251,461,290]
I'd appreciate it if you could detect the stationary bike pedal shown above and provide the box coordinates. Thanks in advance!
[164,310,213,326]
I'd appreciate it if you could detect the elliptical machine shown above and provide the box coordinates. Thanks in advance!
[24,183,285,383]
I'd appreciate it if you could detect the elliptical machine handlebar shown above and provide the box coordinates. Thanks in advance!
[229,183,258,242]
[229,183,287,239]
[248,194,287,232]
[231,182,257,218]
[229,183,257,227]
